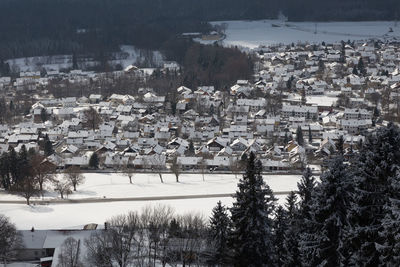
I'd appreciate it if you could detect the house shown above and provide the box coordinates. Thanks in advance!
[89,94,102,104]
[176,156,203,170]
[281,104,318,119]
[343,108,372,120]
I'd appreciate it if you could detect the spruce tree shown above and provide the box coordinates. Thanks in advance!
[297,167,316,264]
[273,206,287,266]
[297,167,316,221]
[44,134,54,156]
[357,57,365,76]
[283,192,302,267]
[296,126,304,146]
[230,152,277,266]
[336,135,344,155]
[89,152,99,169]
[303,156,352,266]
[345,123,400,266]
[208,201,231,266]
[379,171,400,264]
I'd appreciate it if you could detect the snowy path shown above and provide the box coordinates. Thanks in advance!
[0,191,293,204]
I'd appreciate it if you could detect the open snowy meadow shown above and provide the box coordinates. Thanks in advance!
[0,173,303,229]
[210,20,400,49]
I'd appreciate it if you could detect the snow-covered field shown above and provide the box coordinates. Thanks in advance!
[0,173,302,229]
[211,20,400,49]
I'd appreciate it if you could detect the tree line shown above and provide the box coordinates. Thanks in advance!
[0,0,398,64]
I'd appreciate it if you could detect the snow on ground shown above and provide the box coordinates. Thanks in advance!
[0,196,290,230]
[0,173,300,229]
[306,95,338,107]
[0,173,301,201]
[211,20,400,49]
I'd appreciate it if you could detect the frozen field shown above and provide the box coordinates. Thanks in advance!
[0,173,303,229]
[211,20,400,49]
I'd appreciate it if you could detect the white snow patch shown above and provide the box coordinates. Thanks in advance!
[211,20,400,49]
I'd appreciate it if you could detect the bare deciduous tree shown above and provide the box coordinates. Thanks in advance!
[64,166,85,191]
[85,212,141,267]
[122,164,135,184]
[150,154,165,183]
[170,156,181,183]
[30,154,56,195]
[83,107,102,131]
[141,204,175,267]
[57,237,83,267]
[15,176,40,205]
[199,158,207,182]
[166,213,206,267]
[0,214,21,265]
[229,157,241,179]
[53,177,72,199]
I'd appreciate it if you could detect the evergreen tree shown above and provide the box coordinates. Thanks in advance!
[0,152,10,190]
[283,192,302,267]
[357,57,365,76]
[296,126,304,146]
[273,206,287,266]
[208,201,231,266]
[303,156,352,266]
[352,66,358,75]
[379,170,400,264]
[40,108,48,122]
[336,135,344,155]
[296,167,316,264]
[8,148,18,185]
[308,125,312,143]
[186,141,195,156]
[43,134,54,156]
[89,153,99,169]
[345,123,400,266]
[230,152,277,266]
[297,167,316,221]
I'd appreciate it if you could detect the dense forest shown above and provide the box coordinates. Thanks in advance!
[0,0,399,60]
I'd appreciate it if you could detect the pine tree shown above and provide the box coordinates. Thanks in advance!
[297,167,316,264]
[89,153,99,169]
[296,126,304,146]
[44,134,54,156]
[297,167,316,221]
[345,123,400,266]
[208,201,231,266]
[357,57,365,76]
[186,141,195,156]
[379,171,400,264]
[352,66,358,75]
[40,108,48,122]
[303,156,352,266]
[283,192,302,267]
[273,206,287,266]
[308,125,312,143]
[336,135,344,155]
[230,152,277,266]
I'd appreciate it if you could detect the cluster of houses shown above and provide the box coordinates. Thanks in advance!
[0,39,399,172]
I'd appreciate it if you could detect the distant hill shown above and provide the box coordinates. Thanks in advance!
[0,0,398,60]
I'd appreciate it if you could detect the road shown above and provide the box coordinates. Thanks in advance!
[0,191,293,205]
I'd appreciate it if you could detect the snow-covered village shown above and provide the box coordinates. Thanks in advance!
[1,1,400,266]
